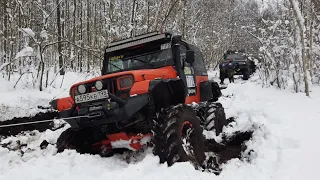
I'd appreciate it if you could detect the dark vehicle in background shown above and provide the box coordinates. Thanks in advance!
[219,50,256,80]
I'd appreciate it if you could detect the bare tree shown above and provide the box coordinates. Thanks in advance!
[56,0,64,75]
[290,0,310,96]
[0,0,318,93]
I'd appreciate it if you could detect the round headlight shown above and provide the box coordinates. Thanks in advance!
[77,84,87,94]
[95,80,103,90]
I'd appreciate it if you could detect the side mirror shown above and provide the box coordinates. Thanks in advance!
[186,50,195,64]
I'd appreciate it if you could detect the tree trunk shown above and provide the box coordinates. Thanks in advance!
[308,4,314,82]
[147,1,150,32]
[86,0,91,73]
[39,47,45,91]
[72,0,77,70]
[290,0,310,96]
[3,0,8,73]
[131,0,137,37]
[154,0,164,31]
[79,1,83,72]
[293,18,300,93]
[182,0,187,38]
[108,0,115,40]
[56,0,64,75]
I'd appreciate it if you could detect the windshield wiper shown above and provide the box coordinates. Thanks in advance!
[131,57,154,67]
[109,62,122,70]
[135,51,164,67]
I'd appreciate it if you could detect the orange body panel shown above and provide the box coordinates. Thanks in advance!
[55,66,209,112]
[185,76,209,104]
[70,66,177,91]
[106,132,152,141]
[129,80,151,95]
[92,132,153,151]
[56,97,74,111]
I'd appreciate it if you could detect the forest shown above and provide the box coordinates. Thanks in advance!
[1,1,320,178]
[0,0,319,96]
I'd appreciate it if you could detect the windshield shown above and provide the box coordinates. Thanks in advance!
[107,49,173,73]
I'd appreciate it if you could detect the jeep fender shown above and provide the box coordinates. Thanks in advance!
[200,80,222,102]
[50,97,74,111]
[149,79,186,110]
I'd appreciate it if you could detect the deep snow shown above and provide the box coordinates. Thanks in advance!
[0,71,96,121]
[0,72,320,180]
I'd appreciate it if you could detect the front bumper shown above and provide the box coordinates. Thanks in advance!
[59,94,149,129]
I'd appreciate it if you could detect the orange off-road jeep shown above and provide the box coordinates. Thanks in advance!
[51,32,227,167]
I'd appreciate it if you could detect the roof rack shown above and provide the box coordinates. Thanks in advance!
[105,32,171,53]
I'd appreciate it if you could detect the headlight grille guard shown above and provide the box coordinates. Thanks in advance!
[70,75,135,99]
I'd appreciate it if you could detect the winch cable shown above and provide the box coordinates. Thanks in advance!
[0,114,101,129]
[1,72,102,129]
[0,119,58,128]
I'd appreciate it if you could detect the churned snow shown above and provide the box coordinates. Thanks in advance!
[0,71,320,180]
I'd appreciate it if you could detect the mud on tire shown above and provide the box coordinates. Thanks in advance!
[152,105,206,167]
[56,128,81,153]
[202,102,227,136]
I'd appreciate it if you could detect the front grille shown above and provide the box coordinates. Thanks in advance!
[86,78,118,95]
[74,75,133,107]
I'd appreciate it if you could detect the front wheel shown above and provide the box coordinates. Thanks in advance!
[152,105,206,167]
[56,128,86,153]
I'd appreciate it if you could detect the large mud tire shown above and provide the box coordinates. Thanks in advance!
[56,128,81,153]
[153,105,205,167]
[203,102,227,136]
[242,70,250,80]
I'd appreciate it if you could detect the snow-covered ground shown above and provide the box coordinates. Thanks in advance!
[1,72,320,180]
[0,71,96,121]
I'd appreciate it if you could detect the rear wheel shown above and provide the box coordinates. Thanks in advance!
[242,69,250,80]
[153,105,205,167]
[249,61,256,74]
[202,102,227,136]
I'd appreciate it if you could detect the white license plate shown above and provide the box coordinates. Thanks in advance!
[75,90,109,104]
